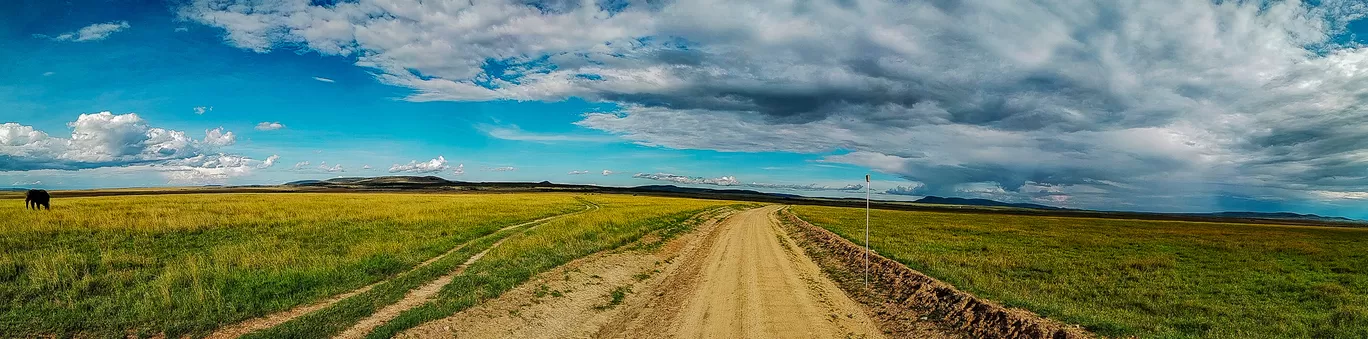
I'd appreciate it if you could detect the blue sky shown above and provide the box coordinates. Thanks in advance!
[2,0,1368,218]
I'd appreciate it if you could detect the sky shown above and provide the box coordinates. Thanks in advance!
[2,0,1368,218]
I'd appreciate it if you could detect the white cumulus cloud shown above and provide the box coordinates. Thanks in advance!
[258,154,279,169]
[634,173,739,186]
[203,127,235,147]
[255,122,285,131]
[158,153,271,185]
[389,156,449,173]
[1,112,240,171]
[46,21,130,42]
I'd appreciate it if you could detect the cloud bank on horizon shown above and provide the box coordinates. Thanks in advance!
[173,0,1368,208]
[0,112,276,184]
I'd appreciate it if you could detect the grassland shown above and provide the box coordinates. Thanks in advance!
[237,194,744,338]
[0,193,585,337]
[370,195,746,338]
[792,205,1368,339]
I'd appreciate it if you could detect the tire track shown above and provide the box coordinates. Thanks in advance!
[333,201,601,339]
[207,202,597,339]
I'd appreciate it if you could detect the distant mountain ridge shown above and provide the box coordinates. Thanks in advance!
[285,176,458,188]
[1195,211,1355,222]
[913,196,1064,210]
[277,176,1359,223]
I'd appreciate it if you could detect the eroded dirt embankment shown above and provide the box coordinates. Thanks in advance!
[780,210,1092,339]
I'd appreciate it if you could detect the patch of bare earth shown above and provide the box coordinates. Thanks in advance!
[206,204,593,339]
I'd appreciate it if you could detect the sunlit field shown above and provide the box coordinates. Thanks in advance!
[245,194,749,339]
[792,206,1368,339]
[0,193,583,337]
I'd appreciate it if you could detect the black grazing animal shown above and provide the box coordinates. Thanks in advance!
[25,189,50,210]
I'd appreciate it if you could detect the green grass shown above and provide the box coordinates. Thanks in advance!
[0,193,584,337]
[364,195,749,338]
[792,206,1368,339]
[595,285,632,310]
[239,216,543,339]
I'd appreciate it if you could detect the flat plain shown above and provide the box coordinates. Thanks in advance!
[0,193,583,337]
[0,192,744,338]
[5,190,1363,339]
[793,205,1368,338]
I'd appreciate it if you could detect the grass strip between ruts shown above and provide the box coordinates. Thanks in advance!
[239,201,591,339]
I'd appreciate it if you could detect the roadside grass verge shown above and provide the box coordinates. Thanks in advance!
[792,205,1368,338]
[0,193,582,337]
[365,196,750,338]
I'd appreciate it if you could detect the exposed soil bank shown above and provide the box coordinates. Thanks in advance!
[780,210,1093,339]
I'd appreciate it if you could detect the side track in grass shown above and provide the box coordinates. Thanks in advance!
[209,201,597,338]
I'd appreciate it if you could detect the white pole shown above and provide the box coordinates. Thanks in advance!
[864,174,870,289]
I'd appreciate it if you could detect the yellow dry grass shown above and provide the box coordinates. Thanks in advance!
[0,193,583,337]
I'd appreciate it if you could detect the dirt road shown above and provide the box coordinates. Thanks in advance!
[666,205,881,338]
[404,205,884,338]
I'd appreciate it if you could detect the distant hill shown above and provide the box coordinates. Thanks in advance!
[914,196,1063,210]
[285,176,458,188]
[629,185,796,198]
[1193,211,1356,222]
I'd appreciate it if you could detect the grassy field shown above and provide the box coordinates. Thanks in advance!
[792,206,1368,338]
[0,193,585,337]
[243,194,746,338]
[372,195,746,338]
